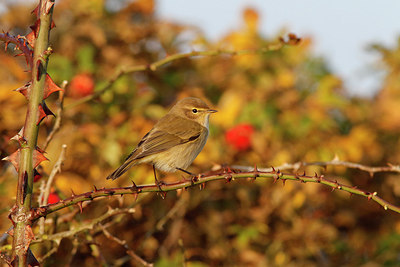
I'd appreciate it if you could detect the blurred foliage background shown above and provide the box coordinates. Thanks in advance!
[1,0,400,266]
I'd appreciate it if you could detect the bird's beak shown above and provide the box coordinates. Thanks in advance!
[207,109,218,113]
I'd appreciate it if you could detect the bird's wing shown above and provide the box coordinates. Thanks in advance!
[132,115,205,159]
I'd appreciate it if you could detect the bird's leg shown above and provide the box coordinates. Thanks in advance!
[176,167,195,176]
[153,165,165,192]
[176,167,199,185]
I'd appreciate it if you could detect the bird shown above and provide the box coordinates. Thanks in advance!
[106,97,217,181]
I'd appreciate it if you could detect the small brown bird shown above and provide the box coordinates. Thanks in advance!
[106,97,217,181]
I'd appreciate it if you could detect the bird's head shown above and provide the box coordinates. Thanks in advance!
[170,97,217,127]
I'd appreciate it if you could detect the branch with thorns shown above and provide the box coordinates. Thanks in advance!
[30,166,400,220]
[233,157,400,176]
[0,32,33,68]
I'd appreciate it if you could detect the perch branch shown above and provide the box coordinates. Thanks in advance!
[31,167,400,221]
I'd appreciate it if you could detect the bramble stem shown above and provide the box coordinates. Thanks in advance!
[11,1,55,265]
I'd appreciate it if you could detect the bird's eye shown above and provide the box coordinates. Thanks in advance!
[192,108,198,113]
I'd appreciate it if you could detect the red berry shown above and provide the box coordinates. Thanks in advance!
[47,192,60,204]
[225,123,254,151]
[69,73,94,98]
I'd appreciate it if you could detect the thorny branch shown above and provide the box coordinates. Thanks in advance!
[30,166,400,220]
[233,158,400,176]
[0,32,33,68]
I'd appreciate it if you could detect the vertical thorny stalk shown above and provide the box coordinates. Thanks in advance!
[10,1,55,266]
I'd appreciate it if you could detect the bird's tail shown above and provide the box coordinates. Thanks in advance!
[106,158,137,180]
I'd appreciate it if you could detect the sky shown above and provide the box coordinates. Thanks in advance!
[157,0,400,97]
[2,0,400,97]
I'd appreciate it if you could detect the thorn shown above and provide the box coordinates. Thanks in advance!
[192,175,199,183]
[302,171,306,177]
[384,205,388,210]
[14,81,31,98]
[271,166,276,173]
[3,149,21,171]
[44,74,63,99]
[131,180,137,190]
[225,173,232,183]
[71,189,76,197]
[77,201,83,213]
[199,183,206,190]
[282,179,286,186]
[26,31,35,48]
[30,19,41,38]
[158,191,167,200]
[368,172,374,178]
[38,101,55,125]
[45,1,55,14]
[333,154,340,161]
[31,4,39,17]
[253,164,259,180]
[93,185,98,192]
[10,127,25,144]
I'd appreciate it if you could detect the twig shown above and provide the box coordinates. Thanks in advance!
[32,207,135,245]
[156,196,187,231]
[99,224,153,267]
[65,42,288,110]
[43,80,67,150]
[38,144,67,234]
[37,247,57,263]
[41,144,67,207]
[31,166,400,220]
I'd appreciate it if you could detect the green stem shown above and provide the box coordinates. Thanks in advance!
[12,1,54,265]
